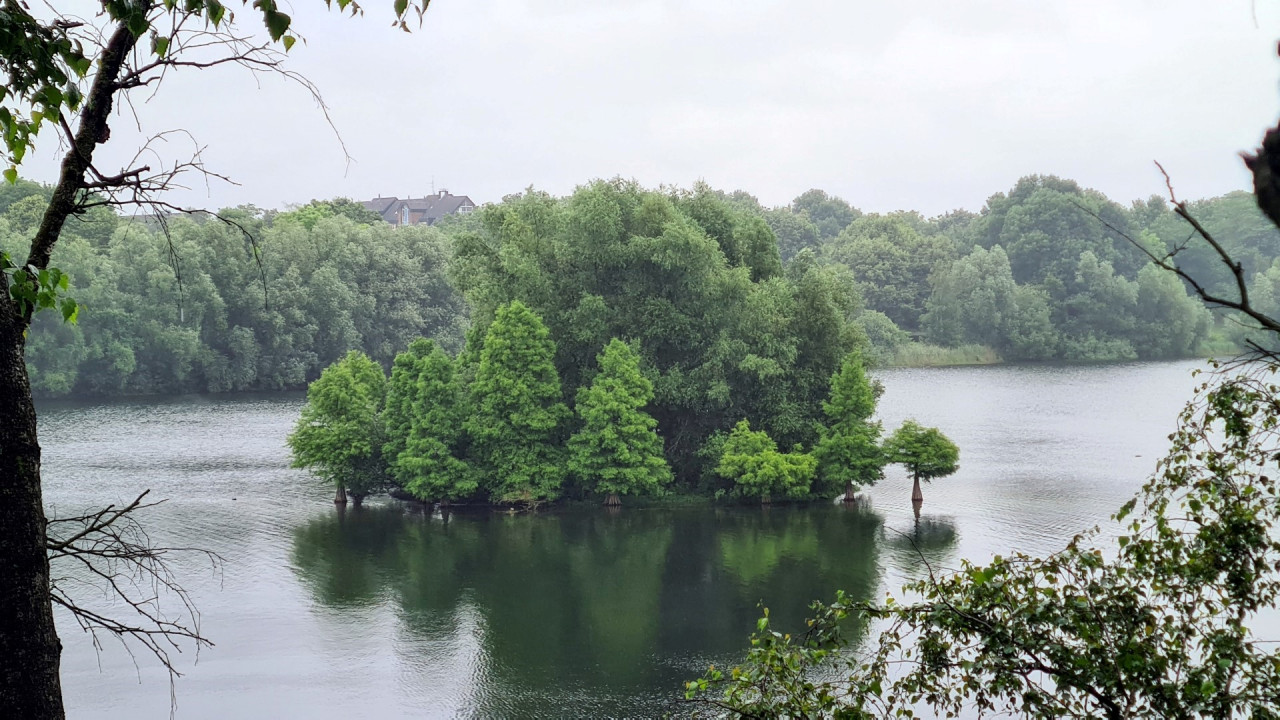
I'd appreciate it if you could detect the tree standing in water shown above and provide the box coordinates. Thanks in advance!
[568,339,671,505]
[288,350,388,506]
[395,342,474,504]
[883,420,959,505]
[466,301,570,504]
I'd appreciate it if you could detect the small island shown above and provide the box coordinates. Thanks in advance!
[287,183,957,508]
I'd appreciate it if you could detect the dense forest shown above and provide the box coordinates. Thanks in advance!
[6,174,1276,402]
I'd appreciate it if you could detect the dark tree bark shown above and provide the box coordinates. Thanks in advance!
[0,21,138,719]
[0,313,63,718]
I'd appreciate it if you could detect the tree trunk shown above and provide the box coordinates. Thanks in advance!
[844,481,857,502]
[911,473,924,504]
[604,493,621,507]
[350,493,364,508]
[761,493,772,505]
[334,485,348,504]
[0,311,65,718]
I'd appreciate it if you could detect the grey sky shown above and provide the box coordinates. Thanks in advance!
[26,0,1280,216]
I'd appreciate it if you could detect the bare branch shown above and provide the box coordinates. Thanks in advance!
[46,490,222,716]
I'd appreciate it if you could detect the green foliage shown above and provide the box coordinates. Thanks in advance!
[395,342,474,502]
[567,339,671,501]
[854,310,909,367]
[790,189,860,241]
[276,197,382,230]
[692,366,1280,718]
[448,180,862,484]
[13,207,465,396]
[883,420,959,483]
[716,420,816,501]
[287,350,387,498]
[813,353,884,498]
[465,301,570,504]
[823,214,954,330]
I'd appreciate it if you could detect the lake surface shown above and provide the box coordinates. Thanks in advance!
[42,361,1204,718]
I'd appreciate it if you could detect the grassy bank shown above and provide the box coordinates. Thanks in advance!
[887,342,1002,368]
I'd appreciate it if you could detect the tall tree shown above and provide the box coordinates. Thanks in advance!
[288,350,387,505]
[383,339,436,472]
[813,353,884,501]
[883,420,960,505]
[395,343,474,503]
[466,301,570,504]
[568,338,671,505]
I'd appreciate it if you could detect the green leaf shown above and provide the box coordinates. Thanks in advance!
[264,10,292,41]
[3,168,16,185]
[394,0,408,17]
[60,298,79,324]
[153,35,170,58]
[282,35,296,52]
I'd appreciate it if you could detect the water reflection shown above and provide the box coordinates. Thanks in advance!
[291,504,883,716]
[884,512,960,579]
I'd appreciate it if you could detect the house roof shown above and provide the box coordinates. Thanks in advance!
[360,192,475,224]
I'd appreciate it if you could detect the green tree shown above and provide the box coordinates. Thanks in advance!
[813,353,884,501]
[383,338,436,472]
[466,301,570,504]
[790,189,860,240]
[568,339,671,505]
[823,214,954,330]
[716,420,816,503]
[448,180,862,484]
[396,343,474,503]
[883,420,959,504]
[288,350,388,505]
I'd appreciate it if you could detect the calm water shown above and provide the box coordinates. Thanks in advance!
[41,361,1203,718]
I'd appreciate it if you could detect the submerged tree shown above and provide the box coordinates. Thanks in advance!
[568,339,671,506]
[466,301,570,504]
[883,420,959,505]
[813,353,884,501]
[288,350,387,505]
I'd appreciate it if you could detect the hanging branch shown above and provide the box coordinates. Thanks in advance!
[46,490,222,712]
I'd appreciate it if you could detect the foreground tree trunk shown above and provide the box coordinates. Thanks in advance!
[844,481,857,502]
[0,313,65,719]
[0,20,137,718]
[334,485,348,504]
[911,473,923,504]
[604,492,621,507]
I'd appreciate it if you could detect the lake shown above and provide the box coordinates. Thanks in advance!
[43,360,1204,718]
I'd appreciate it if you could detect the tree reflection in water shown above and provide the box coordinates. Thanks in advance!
[290,503,884,716]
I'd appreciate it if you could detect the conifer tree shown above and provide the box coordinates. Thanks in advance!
[814,352,886,501]
[568,339,671,505]
[466,301,570,504]
[288,350,387,505]
[383,338,436,474]
[396,344,475,503]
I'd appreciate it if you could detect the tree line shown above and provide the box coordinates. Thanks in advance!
[7,175,1276,400]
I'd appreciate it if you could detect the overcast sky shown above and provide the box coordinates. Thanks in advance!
[24,0,1280,216]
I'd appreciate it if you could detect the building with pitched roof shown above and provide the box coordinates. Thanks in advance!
[360,190,477,226]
